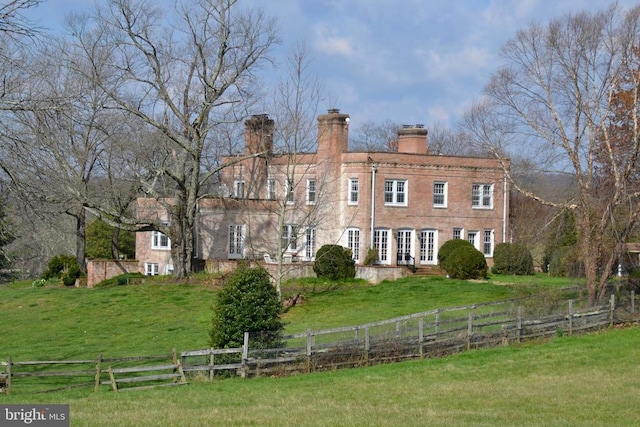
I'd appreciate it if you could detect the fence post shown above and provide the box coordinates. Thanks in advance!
[568,300,574,335]
[418,318,424,359]
[516,307,522,343]
[632,290,635,314]
[242,332,249,378]
[6,356,11,395]
[435,310,440,334]
[610,294,615,327]
[364,327,370,366]
[209,348,215,380]
[94,354,102,393]
[467,312,474,351]
[306,329,312,373]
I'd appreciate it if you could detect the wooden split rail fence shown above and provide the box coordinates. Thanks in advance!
[2,293,630,393]
[180,295,619,378]
[0,350,186,395]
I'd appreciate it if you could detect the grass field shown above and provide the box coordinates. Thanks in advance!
[4,272,633,426]
[3,327,639,426]
[1,273,544,361]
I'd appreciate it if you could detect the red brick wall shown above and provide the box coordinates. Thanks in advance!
[86,259,140,288]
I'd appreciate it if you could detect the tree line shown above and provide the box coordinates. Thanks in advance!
[1,0,639,306]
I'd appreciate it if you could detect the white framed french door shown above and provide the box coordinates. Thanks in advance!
[228,224,245,259]
[374,228,390,265]
[419,229,438,265]
[396,229,414,265]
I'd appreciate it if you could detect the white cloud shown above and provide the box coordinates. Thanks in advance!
[313,23,353,56]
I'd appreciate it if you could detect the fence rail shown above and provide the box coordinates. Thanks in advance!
[1,292,632,394]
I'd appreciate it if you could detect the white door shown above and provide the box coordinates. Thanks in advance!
[374,229,390,264]
[397,229,413,265]
[228,225,244,259]
[420,229,437,265]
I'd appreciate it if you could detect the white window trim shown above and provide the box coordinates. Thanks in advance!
[303,227,316,261]
[145,262,159,276]
[396,228,414,265]
[384,179,408,207]
[228,224,245,259]
[151,230,171,250]
[483,229,494,257]
[419,229,438,265]
[468,230,479,251]
[374,228,391,265]
[345,227,361,263]
[306,178,316,205]
[234,180,245,199]
[266,177,276,200]
[433,181,447,208]
[286,179,294,204]
[348,178,359,205]
[282,224,298,253]
[453,227,464,240]
[472,183,493,209]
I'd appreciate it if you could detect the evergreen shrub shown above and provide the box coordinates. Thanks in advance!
[437,239,475,270]
[492,243,534,275]
[442,245,488,280]
[313,245,356,280]
[210,263,284,349]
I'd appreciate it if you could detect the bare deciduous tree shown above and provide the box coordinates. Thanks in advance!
[462,4,640,305]
[74,0,279,278]
[350,119,399,152]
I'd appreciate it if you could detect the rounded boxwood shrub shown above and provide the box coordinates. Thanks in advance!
[437,239,476,269]
[442,245,488,280]
[313,244,356,280]
[210,263,284,349]
[492,243,534,275]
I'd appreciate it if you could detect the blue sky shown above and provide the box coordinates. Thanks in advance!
[25,0,637,129]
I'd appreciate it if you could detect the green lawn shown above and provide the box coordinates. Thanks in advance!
[3,327,639,426]
[4,272,628,426]
[1,273,574,361]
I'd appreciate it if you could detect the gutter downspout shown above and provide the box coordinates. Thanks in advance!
[503,172,508,243]
[370,163,377,249]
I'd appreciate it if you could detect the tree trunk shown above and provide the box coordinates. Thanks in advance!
[75,209,87,275]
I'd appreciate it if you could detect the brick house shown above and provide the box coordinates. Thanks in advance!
[136,109,510,276]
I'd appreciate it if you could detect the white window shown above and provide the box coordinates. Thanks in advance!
[282,224,298,252]
[228,225,245,259]
[166,264,174,275]
[234,180,245,198]
[384,179,407,206]
[304,228,316,260]
[286,179,294,204]
[483,229,494,257]
[348,178,359,205]
[453,228,463,240]
[433,181,447,207]
[420,229,438,264]
[307,179,316,204]
[472,183,493,208]
[468,231,479,250]
[152,230,170,250]
[267,178,276,200]
[145,263,159,276]
[374,229,390,264]
[346,228,360,262]
[397,229,414,265]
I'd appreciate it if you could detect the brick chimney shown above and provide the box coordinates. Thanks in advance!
[244,114,274,155]
[317,108,350,160]
[397,124,428,154]
[242,114,274,198]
